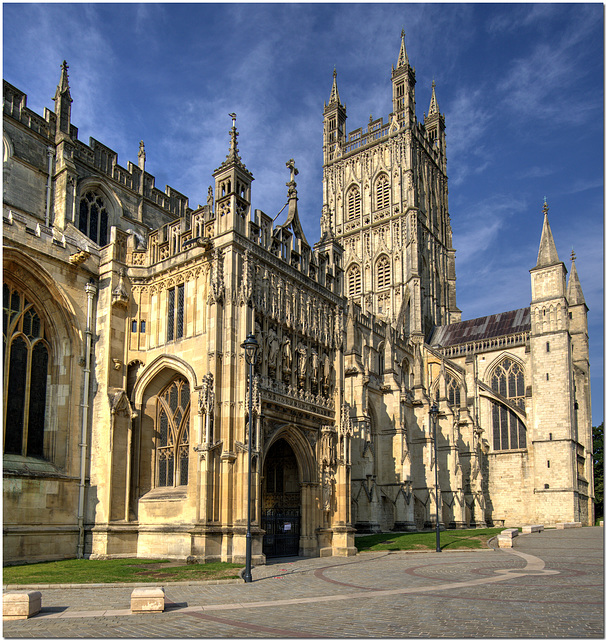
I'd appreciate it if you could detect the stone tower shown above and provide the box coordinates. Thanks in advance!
[529,200,591,522]
[323,31,460,341]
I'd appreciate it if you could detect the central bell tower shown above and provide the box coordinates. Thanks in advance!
[322,31,460,340]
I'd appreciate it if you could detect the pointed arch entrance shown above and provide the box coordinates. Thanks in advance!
[262,438,301,557]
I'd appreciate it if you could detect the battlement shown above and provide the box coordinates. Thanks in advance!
[130,202,344,297]
[3,80,190,220]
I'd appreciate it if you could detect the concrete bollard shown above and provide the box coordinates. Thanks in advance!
[3,590,42,620]
[130,587,165,613]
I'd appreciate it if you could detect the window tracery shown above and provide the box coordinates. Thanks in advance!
[446,373,461,407]
[347,185,361,221]
[347,264,361,297]
[78,190,109,246]
[490,358,526,450]
[375,174,390,210]
[376,255,391,290]
[156,377,190,487]
[3,283,49,458]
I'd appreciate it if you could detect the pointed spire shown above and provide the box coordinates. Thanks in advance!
[214,112,250,175]
[396,28,409,68]
[328,67,342,105]
[56,60,72,99]
[428,80,439,115]
[567,250,586,306]
[536,198,560,267]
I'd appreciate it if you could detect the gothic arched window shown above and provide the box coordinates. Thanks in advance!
[375,174,390,210]
[156,377,190,487]
[446,373,461,407]
[347,186,361,221]
[3,283,49,458]
[376,255,391,290]
[348,264,361,296]
[490,358,526,450]
[78,190,109,246]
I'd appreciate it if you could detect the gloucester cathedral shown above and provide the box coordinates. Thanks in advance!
[3,34,594,565]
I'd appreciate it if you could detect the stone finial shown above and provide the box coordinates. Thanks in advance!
[542,196,549,215]
[138,140,146,171]
[536,199,559,268]
[397,28,409,68]
[428,79,439,115]
[328,67,341,105]
[570,248,576,262]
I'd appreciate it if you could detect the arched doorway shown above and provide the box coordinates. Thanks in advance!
[262,438,301,557]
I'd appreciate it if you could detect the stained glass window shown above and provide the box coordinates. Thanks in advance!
[446,373,461,407]
[156,377,190,487]
[167,285,185,342]
[490,358,526,451]
[78,191,109,246]
[3,285,49,458]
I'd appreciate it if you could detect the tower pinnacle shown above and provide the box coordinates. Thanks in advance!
[536,198,560,267]
[328,67,342,105]
[53,60,73,135]
[396,28,409,68]
[428,80,439,115]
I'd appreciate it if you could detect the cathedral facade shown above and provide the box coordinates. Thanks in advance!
[3,34,594,565]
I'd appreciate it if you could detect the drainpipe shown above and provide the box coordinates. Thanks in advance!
[45,147,55,227]
[77,281,97,558]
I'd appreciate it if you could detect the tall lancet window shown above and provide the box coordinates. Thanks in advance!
[490,358,526,451]
[376,255,391,290]
[375,174,390,210]
[156,377,190,487]
[348,264,362,296]
[79,191,109,246]
[347,185,361,221]
[3,284,49,459]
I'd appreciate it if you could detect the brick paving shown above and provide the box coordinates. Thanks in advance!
[3,527,603,638]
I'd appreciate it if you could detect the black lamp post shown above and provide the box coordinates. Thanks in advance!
[429,402,441,552]
[241,332,259,582]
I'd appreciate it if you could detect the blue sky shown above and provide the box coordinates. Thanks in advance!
[3,3,604,425]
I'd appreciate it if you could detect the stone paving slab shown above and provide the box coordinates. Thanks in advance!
[3,527,603,638]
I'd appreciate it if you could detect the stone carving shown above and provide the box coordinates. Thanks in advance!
[239,249,253,306]
[111,268,129,308]
[311,349,319,385]
[282,336,292,374]
[207,186,213,208]
[209,248,224,304]
[267,328,279,373]
[297,342,308,380]
[199,373,214,415]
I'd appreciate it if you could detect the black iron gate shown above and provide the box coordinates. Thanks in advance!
[262,507,300,557]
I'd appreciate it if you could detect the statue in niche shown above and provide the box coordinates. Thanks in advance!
[322,466,335,512]
[282,337,292,373]
[268,328,279,372]
[322,352,331,393]
[297,343,308,381]
[207,186,213,209]
[311,349,319,385]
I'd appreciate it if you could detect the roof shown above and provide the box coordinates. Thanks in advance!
[429,307,531,348]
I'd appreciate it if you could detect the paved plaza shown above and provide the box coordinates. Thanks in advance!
[3,527,604,638]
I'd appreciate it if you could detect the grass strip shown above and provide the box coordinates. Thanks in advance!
[3,558,244,584]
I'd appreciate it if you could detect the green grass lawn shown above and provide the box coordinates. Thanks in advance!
[3,558,244,584]
[355,527,506,552]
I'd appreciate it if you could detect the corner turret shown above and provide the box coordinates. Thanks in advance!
[323,68,347,165]
[53,60,72,136]
[391,30,416,127]
[212,113,253,236]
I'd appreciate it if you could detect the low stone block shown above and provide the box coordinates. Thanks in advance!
[130,587,165,614]
[521,524,544,534]
[497,535,513,548]
[3,590,42,620]
[556,522,582,529]
[500,528,519,538]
